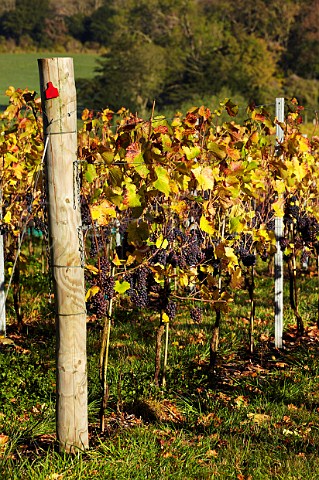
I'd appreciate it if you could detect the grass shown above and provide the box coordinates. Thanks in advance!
[0,52,99,107]
[1,240,319,479]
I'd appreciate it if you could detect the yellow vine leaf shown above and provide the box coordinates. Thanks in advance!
[200,215,215,235]
[112,253,123,266]
[5,86,15,97]
[123,182,141,208]
[179,273,189,287]
[171,200,188,217]
[85,285,100,301]
[191,165,215,190]
[272,198,285,217]
[162,312,170,323]
[156,235,168,249]
[224,247,239,269]
[85,264,99,274]
[229,216,245,234]
[3,211,11,224]
[90,201,116,225]
[291,158,307,183]
[298,135,310,153]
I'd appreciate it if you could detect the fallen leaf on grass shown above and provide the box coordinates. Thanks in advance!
[197,412,222,427]
[162,451,174,458]
[283,428,301,437]
[217,392,232,403]
[247,413,271,424]
[0,434,9,446]
[275,362,288,368]
[0,337,15,346]
[234,396,249,408]
[259,333,270,342]
[188,331,207,345]
[282,415,291,424]
[112,342,126,348]
[46,474,64,480]
[206,449,218,458]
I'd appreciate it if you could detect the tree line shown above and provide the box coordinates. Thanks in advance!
[0,0,318,116]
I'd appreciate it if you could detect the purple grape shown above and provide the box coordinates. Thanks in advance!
[190,307,202,323]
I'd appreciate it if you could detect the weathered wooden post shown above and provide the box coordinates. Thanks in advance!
[38,57,89,452]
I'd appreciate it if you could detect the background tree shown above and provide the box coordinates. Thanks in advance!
[90,33,168,114]
[0,0,51,47]
[0,0,318,115]
[77,0,285,113]
[284,0,319,79]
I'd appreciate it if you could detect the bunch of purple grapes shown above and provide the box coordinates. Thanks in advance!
[183,240,205,267]
[297,215,319,244]
[99,257,115,299]
[239,248,256,267]
[125,265,152,308]
[165,229,205,268]
[89,235,102,257]
[164,300,177,320]
[80,195,92,229]
[165,226,187,244]
[89,290,108,317]
[149,248,168,267]
[0,223,9,235]
[190,306,202,323]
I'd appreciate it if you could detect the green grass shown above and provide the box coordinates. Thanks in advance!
[1,244,319,479]
[0,52,99,107]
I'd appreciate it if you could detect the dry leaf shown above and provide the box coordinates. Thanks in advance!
[0,434,9,446]
[234,396,248,408]
[206,449,218,458]
[46,474,64,480]
[275,362,288,368]
[247,413,271,424]
[259,333,269,342]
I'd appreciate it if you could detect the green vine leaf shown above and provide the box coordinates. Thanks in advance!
[153,165,171,196]
[85,164,98,183]
[114,281,131,294]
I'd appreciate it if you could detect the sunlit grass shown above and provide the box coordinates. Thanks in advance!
[1,252,319,478]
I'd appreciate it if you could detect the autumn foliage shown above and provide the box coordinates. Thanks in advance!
[1,88,319,327]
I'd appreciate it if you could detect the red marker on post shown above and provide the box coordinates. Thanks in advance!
[45,81,59,100]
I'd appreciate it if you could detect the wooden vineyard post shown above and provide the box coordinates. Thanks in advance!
[38,57,89,452]
[274,97,284,349]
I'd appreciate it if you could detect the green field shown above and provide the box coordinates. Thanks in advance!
[0,52,99,107]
